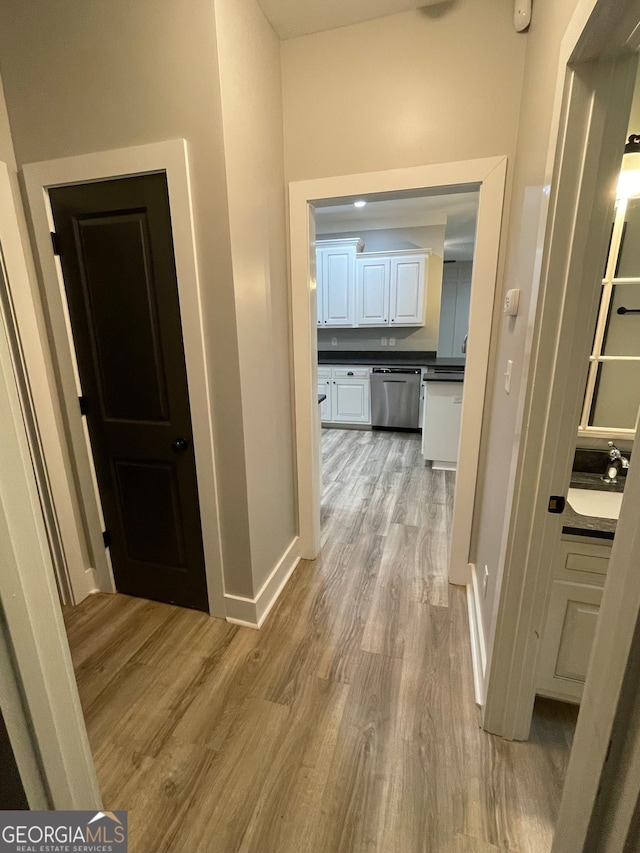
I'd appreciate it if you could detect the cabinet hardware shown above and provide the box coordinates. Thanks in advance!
[548,495,566,513]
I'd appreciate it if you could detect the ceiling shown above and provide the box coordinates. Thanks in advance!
[315,191,480,261]
[256,0,439,40]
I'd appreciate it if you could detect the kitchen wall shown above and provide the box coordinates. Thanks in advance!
[0,0,291,601]
[471,0,582,660]
[316,225,444,352]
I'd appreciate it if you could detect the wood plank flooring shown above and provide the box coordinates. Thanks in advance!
[64,428,578,853]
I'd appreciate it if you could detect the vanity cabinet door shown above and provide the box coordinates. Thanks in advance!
[537,579,602,703]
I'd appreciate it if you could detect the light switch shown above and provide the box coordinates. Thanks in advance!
[381,337,388,346]
[389,338,396,346]
[504,359,513,394]
[331,337,338,346]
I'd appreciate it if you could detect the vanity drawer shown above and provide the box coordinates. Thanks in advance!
[556,536,612,586]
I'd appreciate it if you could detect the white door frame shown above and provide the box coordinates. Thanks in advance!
[0,159,100,807]
[289,158,507,585]
[23,140,225,617]
[483,0,640,746]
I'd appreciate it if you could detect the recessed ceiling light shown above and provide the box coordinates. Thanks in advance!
[353,200,367,208]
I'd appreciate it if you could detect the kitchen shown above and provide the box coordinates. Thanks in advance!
[315,189,478,475]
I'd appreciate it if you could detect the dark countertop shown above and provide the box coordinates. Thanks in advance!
[318,350,466,369]
[562,472,623,541]
[318,394,327,404]
[423,372,465,383]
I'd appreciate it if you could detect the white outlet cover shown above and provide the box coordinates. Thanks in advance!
[381,337,388,346]
[389,338,396,346]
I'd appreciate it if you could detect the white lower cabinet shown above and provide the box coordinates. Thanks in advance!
[422,381,463,470]
[537,535,612,703]
[318,368,332,421]
[319,366,371,426]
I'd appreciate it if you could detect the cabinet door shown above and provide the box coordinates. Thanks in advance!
[316,250,324,326]
[323,249,353,326]
[355,257,390,325]
[422,381,463,467]
[331,378,370,424]
[390,255,426,326]
[317,368,332,422]
[537,580,602,703]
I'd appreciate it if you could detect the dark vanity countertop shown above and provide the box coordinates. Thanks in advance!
[318,394,327,404]
[562,472,622,541]
[318,350,466,369]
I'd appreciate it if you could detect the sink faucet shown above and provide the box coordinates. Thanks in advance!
[602,441,630,484]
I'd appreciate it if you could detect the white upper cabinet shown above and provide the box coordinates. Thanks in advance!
[390,255,426,326]
[316,238,363,328]
[316,240,428,328]
[355,257,391,325]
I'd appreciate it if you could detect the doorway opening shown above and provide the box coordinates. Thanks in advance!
[289,157,508,594]
[312,186,479,610]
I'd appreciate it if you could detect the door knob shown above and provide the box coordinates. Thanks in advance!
[171,437,189,453]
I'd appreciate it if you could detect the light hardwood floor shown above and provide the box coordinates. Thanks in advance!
[64,429,577,853]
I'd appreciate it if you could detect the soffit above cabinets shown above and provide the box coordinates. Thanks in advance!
[256,0,428,40]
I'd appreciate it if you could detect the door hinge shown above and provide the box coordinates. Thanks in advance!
[548,495,566,514]
[78,395,88,416]
[102,530,111,549]
[50,231,61,256]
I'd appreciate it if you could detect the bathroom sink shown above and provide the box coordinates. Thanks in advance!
[567,487,623,520]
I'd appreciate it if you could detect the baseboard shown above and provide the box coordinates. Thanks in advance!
[224,536,300,629]
[467,563,487,706]
[432,460,457,471]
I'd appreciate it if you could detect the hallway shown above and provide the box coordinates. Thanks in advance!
[64,429,577,853]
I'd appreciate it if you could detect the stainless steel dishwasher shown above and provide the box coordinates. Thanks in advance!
[370,367,422,431]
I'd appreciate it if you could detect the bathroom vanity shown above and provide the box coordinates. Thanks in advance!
[536,469,622,704]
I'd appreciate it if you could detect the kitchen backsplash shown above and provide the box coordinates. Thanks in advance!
[317,326,436,352]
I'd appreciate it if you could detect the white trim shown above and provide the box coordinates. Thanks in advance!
[483,4,639,744]
[289,157,508,583]
[224,537,300,628]
[22,140,225,617]
[0,163,100,807]
[466,564,487,706]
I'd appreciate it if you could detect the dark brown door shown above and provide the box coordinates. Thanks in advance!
[0,710,29,809]
[49,174,209,612]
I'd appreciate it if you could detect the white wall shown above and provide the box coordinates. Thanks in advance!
[0,0,254,598]
[281,1,527,182]
[214,0,297,591]
[316,225,444,351]
[471,0,582,654]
